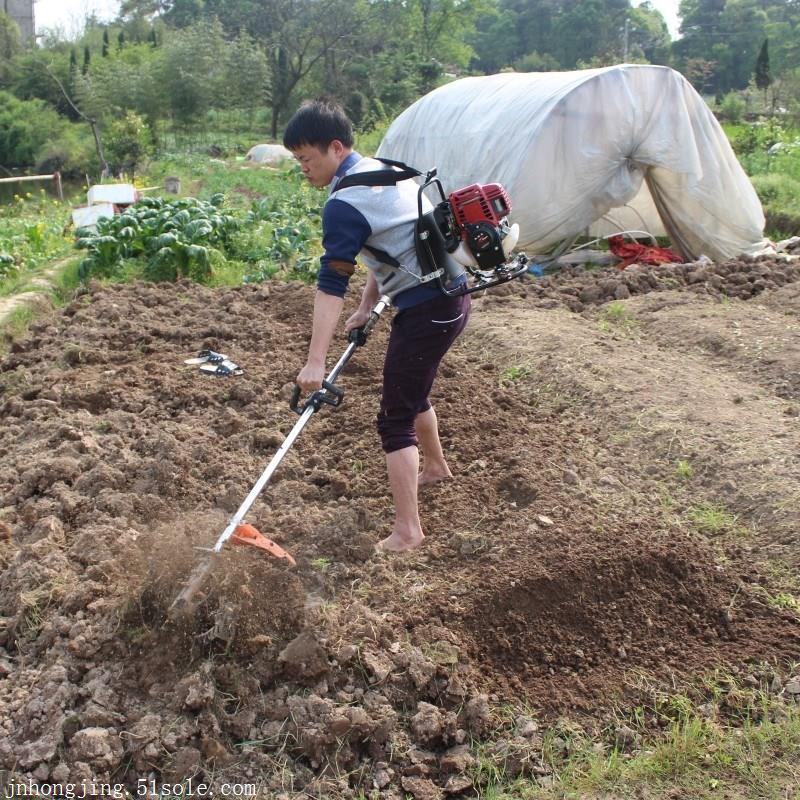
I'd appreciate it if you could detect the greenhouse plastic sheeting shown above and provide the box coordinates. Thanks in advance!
[377,65,767,261]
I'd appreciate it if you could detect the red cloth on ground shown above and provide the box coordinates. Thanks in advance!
[608,235,682,268]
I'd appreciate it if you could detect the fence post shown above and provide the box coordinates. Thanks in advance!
[54,171,63,201]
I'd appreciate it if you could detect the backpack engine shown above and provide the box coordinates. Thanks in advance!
[441,183,520,270]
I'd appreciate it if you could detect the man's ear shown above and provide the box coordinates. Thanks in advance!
[329,139,345,157]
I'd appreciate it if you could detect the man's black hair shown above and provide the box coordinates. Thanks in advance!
[283,99,354,151]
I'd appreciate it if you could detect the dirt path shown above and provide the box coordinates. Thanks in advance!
[0,260,798,796]
[0,257,73,330]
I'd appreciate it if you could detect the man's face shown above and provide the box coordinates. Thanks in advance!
[291,142,345,188]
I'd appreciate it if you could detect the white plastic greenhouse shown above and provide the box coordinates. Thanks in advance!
[246,144,293,164]
[377,65,768,261]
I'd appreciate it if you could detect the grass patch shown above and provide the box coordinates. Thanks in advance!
[499,363,533,386]
[0,304,36,344]
[767,592,799,611]
[674,459,694,480]
[687,503,740,535]
[598,301,638,333]
[470,673,800,799]
[53,258,84,296]
[0,189,76,290]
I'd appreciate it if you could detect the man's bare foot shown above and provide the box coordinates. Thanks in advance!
[418,469,453,488]
[375,528,425,553]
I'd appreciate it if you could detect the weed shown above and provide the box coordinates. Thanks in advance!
[598,301,638,333]
[675,459,694,479]
[499,363,532,386]
[311,557,332,572]
[687,503,739,535]
[17,577,67,640]
[659,491,677,510]
[603,300,628,319]
[768,592,799,611]
[759,560,800,594]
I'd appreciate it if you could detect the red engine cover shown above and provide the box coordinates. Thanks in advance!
[449,183,512,229]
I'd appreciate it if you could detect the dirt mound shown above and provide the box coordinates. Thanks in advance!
[493,252,800,314]
[1,264,798,796]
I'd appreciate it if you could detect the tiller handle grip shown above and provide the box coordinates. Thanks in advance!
[290,379,345,415]
[290,295,390,415]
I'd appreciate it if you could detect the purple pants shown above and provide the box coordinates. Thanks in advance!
[377,292,471,453]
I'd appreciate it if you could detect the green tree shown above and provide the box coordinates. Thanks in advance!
[0,12,22,87]
[472,0,660,72]
[628,3,671,65]
[83,45,91,75]
[73,41,167,134]
[761,0,800,77]
[0,90,95,173]
[720,0,767,92]
[515,50,561,72]
[683,56,716,93]
[162,0,206,28]
[470,8,522,72]
[223,29,269,125]
[409,0,482,66]
[499,0,560,68]
[158,19,227,126]
[754,37,771,97]
[675,0,770,95]
[103,29,110,57]
[554,0,629,68]
[261,0,364,138]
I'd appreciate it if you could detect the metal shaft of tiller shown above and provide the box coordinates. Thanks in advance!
[169,295,391,617]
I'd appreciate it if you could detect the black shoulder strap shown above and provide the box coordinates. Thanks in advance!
[334,158,423,191]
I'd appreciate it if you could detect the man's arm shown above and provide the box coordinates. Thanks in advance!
[345,269,380,333]
[296,290,344,392]
[298,197,370,390]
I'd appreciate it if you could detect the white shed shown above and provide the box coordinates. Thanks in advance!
[377,65,767,261]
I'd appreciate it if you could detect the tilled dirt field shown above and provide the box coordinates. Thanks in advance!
[1,254,799,798]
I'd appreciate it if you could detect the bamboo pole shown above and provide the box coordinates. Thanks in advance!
[0,174,58,184]
[0,173,64,201]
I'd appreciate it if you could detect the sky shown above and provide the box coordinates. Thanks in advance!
[34,0,682,40]
[35,0,121,38]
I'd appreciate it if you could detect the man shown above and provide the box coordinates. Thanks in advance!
[284,99,470,552]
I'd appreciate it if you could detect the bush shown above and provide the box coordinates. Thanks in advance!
[0,92,61,166]
[750,173,800,213]
[718,92,746,124]
[0,90,96,176]
[104,110,155,176]
[750,173,800,237]
[36,126,98,178]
